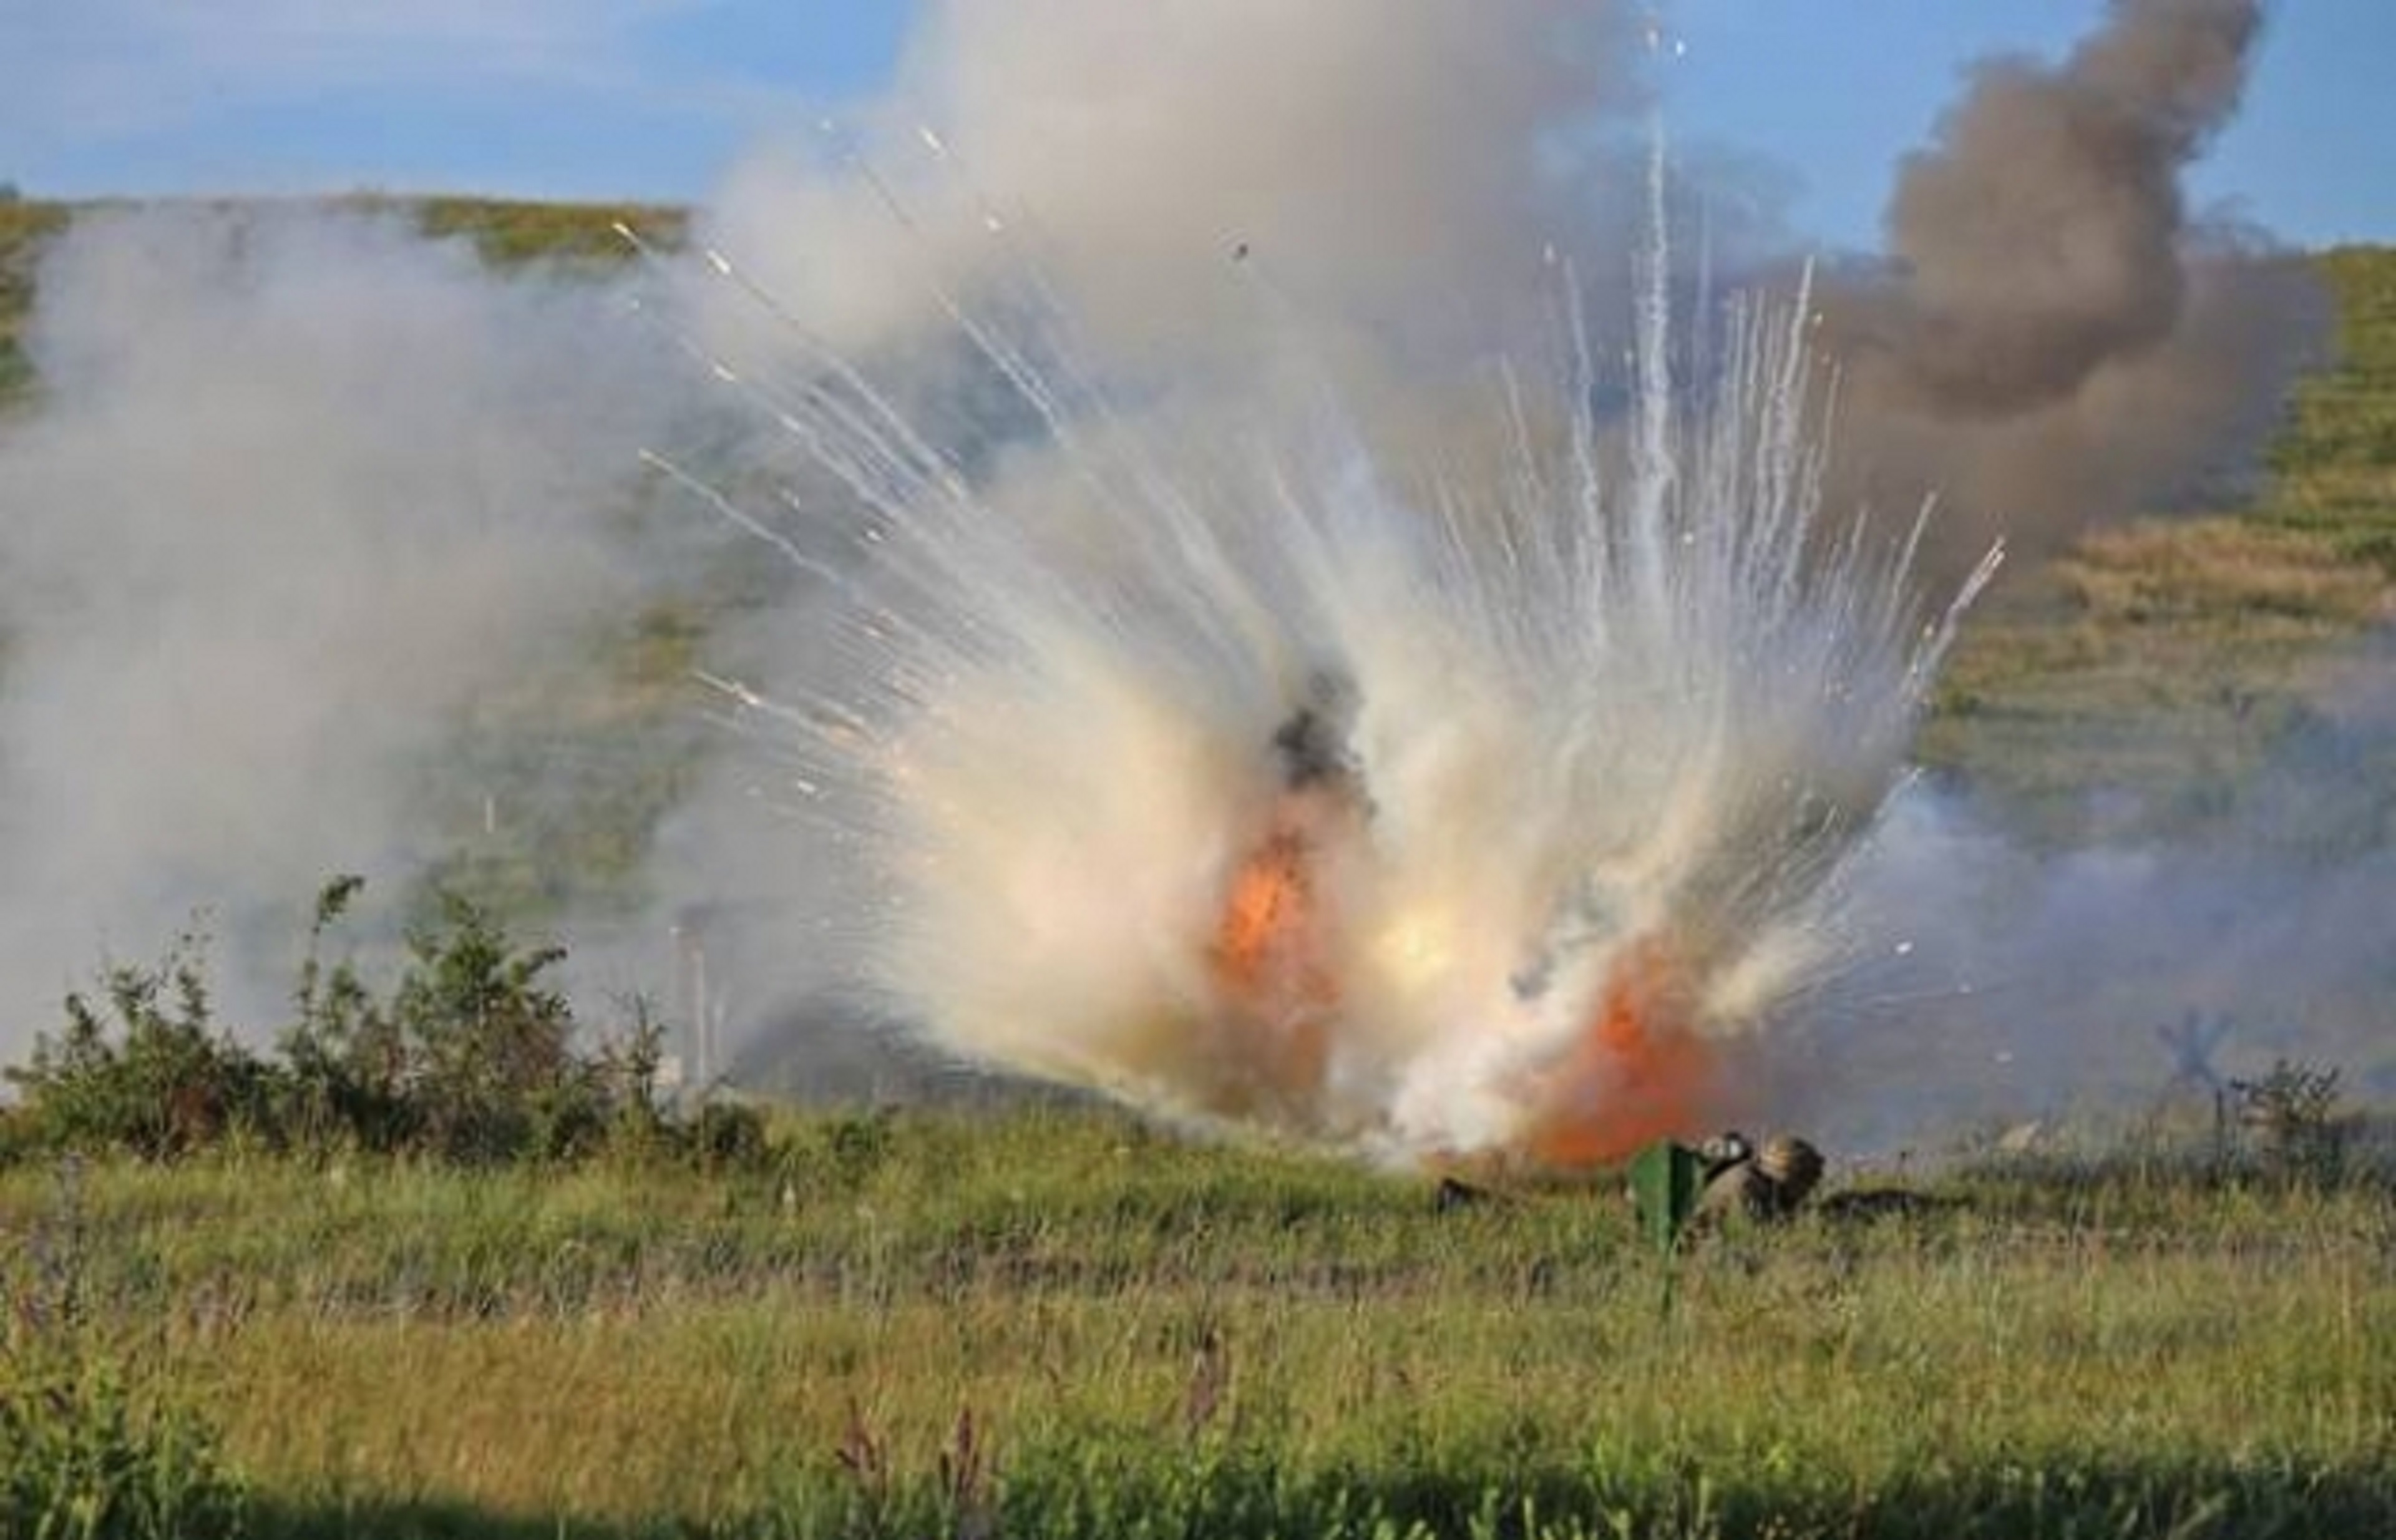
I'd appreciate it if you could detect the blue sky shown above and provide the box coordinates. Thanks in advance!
[6,1,2390,252]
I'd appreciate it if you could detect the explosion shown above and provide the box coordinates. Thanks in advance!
[1205,744,1722,1167]
[648,0,2326,1159]
[671,147,1999,1166]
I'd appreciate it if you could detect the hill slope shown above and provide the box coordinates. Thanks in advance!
[1920,247,2396,842]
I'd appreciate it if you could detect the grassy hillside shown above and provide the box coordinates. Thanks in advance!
[1919,248,2396,841]
[0,196,682,406]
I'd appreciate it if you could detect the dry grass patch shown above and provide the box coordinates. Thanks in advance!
[2057,518,2392,633]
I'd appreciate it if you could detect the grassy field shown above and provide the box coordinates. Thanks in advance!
[4,1109,2391,1539]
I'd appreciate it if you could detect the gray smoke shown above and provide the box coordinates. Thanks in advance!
[1881,0,2259,413]
[1818,0,2327,574]
[1778,635,2396,1151]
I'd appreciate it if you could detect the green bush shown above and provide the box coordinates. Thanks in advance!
[6,878,701,1170]
[689,1098,772,1172]
[4,936,275,1160]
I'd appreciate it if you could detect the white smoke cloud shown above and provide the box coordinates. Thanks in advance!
[0,205,678,1051]
[696,0,1647,384]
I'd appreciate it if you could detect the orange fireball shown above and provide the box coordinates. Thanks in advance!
[1207,786,1724,1165]
[1521,938,1721,1169]
[1207,804,1345,1104]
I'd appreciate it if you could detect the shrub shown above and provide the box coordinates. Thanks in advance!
[689,1098,771,1172]
[384,890,584,1162]
[7,877,685,1169]
[3,935,274,1160]
[2229,1058,2349,1179]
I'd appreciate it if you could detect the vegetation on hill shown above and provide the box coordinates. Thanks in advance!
[0,877,760,1171]
[379,194,686,269]
[0,198,70,400]
[1919,248,2396,841]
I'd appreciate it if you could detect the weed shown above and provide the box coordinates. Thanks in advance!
[1,1164,247,1539]
[2229,1058,2349,1179]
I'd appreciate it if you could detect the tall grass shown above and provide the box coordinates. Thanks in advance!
[1,1109,2387,1538]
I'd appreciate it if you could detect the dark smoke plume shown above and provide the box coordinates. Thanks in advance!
[1882,0,2258,412]
[1818,0,2325,573]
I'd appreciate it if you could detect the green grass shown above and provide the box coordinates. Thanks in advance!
[1921,246,2396,841]
[388,195,686,270]
[2267,248,2396,529]
[3,1111,2390,1538]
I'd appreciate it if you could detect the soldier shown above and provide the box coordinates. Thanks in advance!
[1692,1131,1825,1227]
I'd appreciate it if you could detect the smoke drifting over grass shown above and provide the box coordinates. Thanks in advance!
[0,207,674,1051]
[1801,659,2396,1148]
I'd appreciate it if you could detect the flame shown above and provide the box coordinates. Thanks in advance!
[1519,938,1720,1168]
[1206,792,1723,1164]
[1207,806,1340,1103]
